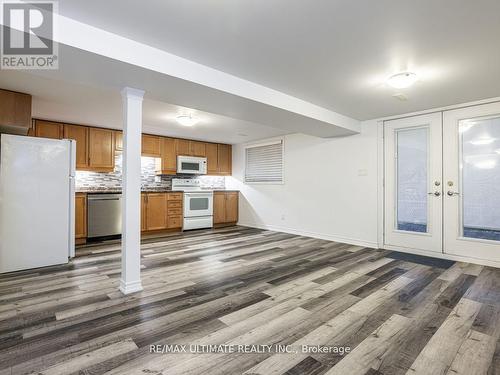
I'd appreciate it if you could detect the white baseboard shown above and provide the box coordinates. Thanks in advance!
[119,279,143,295]
[238,221,379,249]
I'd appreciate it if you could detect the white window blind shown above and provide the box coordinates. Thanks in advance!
[245,140,284,184]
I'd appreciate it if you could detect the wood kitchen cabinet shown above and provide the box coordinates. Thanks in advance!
[141,192,183,232]
[0,89,31,132]
[217,144,232,175]
[115,131,123,151]
[176,139,191,156]
[155,137,177,175]
[213,191,238,225]
[63,124,89,169]
[144,193,168,231]
[190,141,206,157]
[142,134,161,157]
[35,120,63,139]
[75,193,87,244]
[206,143,218,174]
[88,128,115,172]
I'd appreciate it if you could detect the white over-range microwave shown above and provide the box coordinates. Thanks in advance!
[177,156,207,175]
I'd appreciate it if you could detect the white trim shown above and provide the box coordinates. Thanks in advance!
[119,279,143,295]
[243,137,284,148]
[373,96,500,122]
[382,244,500,269]
[121,87,146,100]
[238,221,379,249]
[376,120,384,248]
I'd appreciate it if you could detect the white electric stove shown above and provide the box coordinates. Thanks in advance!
[172,178,213,230]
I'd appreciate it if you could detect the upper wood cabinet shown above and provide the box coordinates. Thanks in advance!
[155,137,177,175]
[35,120,63,139]
[63,124,89,169]
[206,143,218,174]
[115,131,123,151]
[0,89,31,133]
[88,128,115,172]
[217,144,232,175]
[30,118,232,176]
[190,141,206,157]
[176,139,190,156]
[214,191,238,224]
[142,134,161,157]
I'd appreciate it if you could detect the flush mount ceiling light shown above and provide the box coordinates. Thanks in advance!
[387,72,418,89]
[176,115,199,127]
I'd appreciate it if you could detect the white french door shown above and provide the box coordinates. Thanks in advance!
[443,102,500,263]
[384,102,500,264]
[384,113,443,253]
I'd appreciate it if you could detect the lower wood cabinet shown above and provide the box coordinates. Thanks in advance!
[75,193,87,244]
[214,191,239,225]
[142,192,183,232]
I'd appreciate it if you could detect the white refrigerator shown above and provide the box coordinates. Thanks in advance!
[0,134,76,273]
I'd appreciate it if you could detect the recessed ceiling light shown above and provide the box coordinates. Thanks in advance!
[176,115,198,127]
[387,72,418,89]
[470,137,495,146]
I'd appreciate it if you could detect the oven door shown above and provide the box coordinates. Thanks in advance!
[184,192,213,217]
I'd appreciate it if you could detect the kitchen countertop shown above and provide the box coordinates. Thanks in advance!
[76,189,238,193]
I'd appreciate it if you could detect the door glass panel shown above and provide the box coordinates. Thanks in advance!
[190,197,209,211]
[396,127,429,233]
[460,117,500,241]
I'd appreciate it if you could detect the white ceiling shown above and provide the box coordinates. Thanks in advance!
[0,71,288,144]
[57,0,500,120]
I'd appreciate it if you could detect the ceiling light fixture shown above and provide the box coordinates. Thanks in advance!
[470,137,495,146]
[387,72,418,89]
[176,115,198,127]
[474,159,497,169]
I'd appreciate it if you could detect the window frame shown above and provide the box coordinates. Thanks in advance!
[244,137,285,185]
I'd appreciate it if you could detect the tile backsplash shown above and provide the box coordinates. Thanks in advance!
[76,153,225,191]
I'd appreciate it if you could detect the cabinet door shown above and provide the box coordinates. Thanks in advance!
[206,143,218,174]
[0,89,31,130]
[217,144,232,175]
[75,193,87,239]
[142,134,161,157]
[115,131,123,151]
[145,193,167,230]
[225,192,239,223]
[35,120,63,139]
[156,137,177,174]
[88,128,115,171]
[176,139,191,156]
[190,141,206,157]
[141,194,147,232]
[64,125,88,169]
[213,192,226,224]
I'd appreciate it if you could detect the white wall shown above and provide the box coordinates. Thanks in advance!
[227,120,380,248]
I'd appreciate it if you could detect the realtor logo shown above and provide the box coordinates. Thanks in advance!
[1,0,58,69]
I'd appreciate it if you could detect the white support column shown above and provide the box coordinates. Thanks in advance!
[120,87,145,295]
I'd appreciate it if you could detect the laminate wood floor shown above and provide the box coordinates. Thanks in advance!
[0,226,499,375]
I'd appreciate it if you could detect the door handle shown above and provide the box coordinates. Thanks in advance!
[447,191,460,196]
[428,191,441,197]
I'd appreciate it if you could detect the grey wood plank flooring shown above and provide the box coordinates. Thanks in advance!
[0,226,499,375]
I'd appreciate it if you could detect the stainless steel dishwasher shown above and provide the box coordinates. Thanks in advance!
[87,193,122,238]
